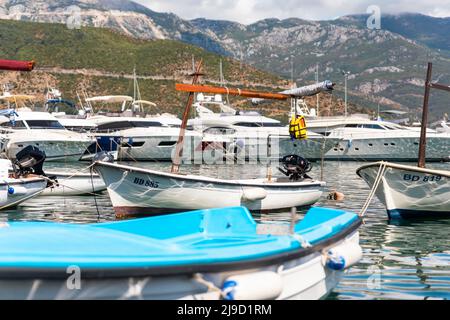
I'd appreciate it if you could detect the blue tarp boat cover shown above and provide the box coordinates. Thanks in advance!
[0,207,359,270]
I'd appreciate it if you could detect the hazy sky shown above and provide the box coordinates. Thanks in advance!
[135,0,450,24]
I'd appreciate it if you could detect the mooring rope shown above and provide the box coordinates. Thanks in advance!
[359,162,387,217]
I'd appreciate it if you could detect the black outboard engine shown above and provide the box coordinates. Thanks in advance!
[13,145,46,176]
[278,155,312,181]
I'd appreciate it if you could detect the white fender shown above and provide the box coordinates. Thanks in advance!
[7,186,29,197]
[222,271,283,300]
[326,240,363,271]
[241,188,267,202]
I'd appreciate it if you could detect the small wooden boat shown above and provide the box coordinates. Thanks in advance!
[95,159,325,217]
[42,171,106,196]
[357,63,450,219]
[357,162,449,219]
[95,62,327,217]
[0,206,362,300]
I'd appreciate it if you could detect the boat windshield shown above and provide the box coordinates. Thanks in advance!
[0,120,27,129]
[96,120,164,132]
[25,120,65,130]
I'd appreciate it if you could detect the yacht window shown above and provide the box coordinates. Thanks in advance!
[204,127,236,135]
[344,124,359,128]
[1,120,27,129]
[26,120,65,129]
[234,122,261,127]
[234,122,282,128]
[260,123,283,127]
[362,124,385,130]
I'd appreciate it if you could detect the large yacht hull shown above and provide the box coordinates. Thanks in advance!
[325,135,450,162]
[3,131,92,162]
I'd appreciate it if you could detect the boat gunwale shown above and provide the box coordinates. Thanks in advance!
[94,161,326,188]
[0,218,361,280]
[356,161,450,178]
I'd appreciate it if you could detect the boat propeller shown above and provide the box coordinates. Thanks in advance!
[278,155,312,181]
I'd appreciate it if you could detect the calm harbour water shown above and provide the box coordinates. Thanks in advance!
[1,160,449,300]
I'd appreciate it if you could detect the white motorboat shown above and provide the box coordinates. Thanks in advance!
[95,64,327,217]
[324,119,450,162]
[189,94,340,161]
[357,162,449,219]
[83,114,202,162]
[95,159,325,217]
[357,63,450,219]
[0,159,47,210]
[79,95,202,162]
[0,110,93,161]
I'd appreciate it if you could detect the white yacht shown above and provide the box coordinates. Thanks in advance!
[324,119,450,162]
[0,110,93,161]
[83,113,202,162]
[188,94,341,161]
[292,99,450,162]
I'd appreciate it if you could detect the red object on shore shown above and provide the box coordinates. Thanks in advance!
[0,59,35,72]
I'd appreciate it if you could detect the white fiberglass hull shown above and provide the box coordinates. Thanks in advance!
[85,129,201,162]
[42,171,106,196]
[3,131,92,162]
[95,162,325,217]
[0,230,360,300]
[200,134,340,162]
[325,133,450,162]
[357,162,450,218]
[0,178,47,210]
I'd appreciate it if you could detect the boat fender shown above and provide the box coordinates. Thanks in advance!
[325,241,362,271]
[7,186,28,196]
[241,188,267,202]
[222,271,283,300]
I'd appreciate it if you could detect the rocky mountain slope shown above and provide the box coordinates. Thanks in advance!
[1,19,363,121]
[0,0,449,120]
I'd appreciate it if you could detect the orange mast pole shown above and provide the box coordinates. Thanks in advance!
[175,83,288,101]
[171,60,204,174]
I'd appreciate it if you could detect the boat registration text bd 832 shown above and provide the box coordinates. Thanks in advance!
[177,304,272,318]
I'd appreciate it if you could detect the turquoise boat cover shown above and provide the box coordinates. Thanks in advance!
[0,207,359,270]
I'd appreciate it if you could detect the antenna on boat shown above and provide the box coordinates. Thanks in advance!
[219,59,224,86]
[418,62,450,168]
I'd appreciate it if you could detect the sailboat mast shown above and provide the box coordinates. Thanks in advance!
[418,62,432,168]
[171,60,204,174]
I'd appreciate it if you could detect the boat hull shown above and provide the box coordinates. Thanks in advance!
[0,205,361,300]
[42,171,106,196]
[357,162,450,218]
[5,140,91,162]
[94,162,325,217]
[0,178,47,210]
[326,135,450,162]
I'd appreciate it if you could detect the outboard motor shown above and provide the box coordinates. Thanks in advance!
[278,155,312,181]
[13,145,46,176]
